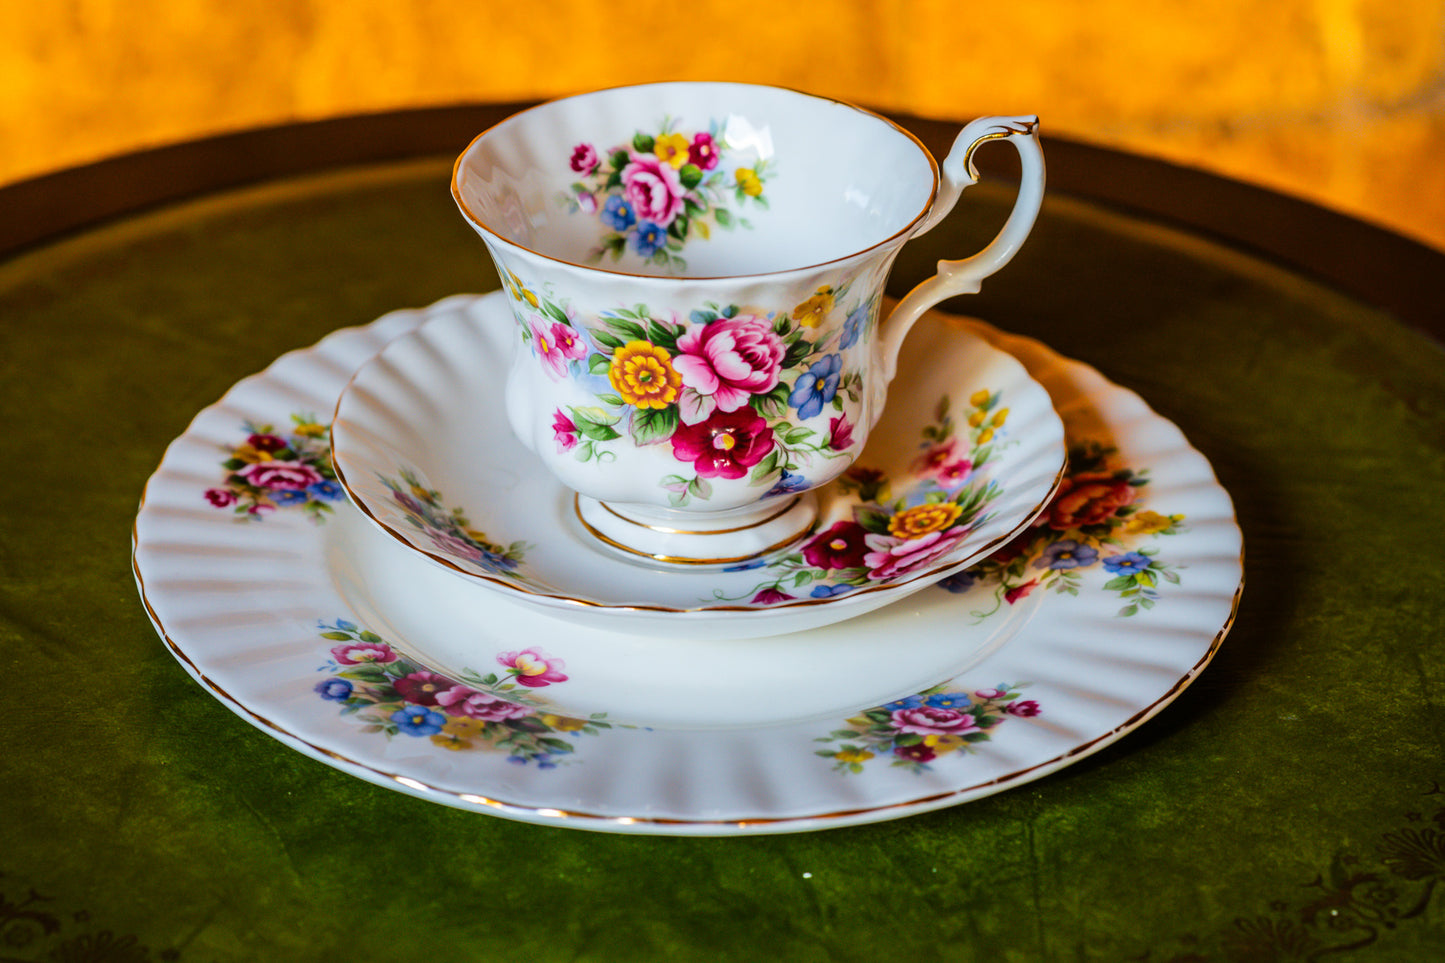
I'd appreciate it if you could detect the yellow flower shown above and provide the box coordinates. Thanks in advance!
[990,408,1009,427]
[968,410,987,427]
[521,288,539,308]
[540,714,589,732]
[444,717,485,739]
[735,167,763,197]
[977,428,994,444]
[232,443,273,464]
[969,389,991,408]
[791,286,835,327]
[835,748,875,764]
[464,527,490,544]
[609,341,681,409]
[1122,510,1174,536]
[888,502,964,539]
[292,422,327,438]
[654,132,691,169]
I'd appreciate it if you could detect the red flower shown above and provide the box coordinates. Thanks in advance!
[669,408,775,480]
[552,409,578,452]
[569,143,599,175]
[802,521,870,570]
[1046,472,1137,530]
[1004,579,1039,604]
[1006,699,1041,717]
[893,742,937,763]
[204,488,236,508]
[751,587,794,605]
[247,433,289,453]
[828,415,854,451]
[393,671,454,706]
[688,132,720,171]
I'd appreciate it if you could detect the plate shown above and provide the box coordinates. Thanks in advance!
[330,293,1066,638]
[133,300,1242,835]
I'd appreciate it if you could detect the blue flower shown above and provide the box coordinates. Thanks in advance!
[937,570,976,593]
[334,619,357,632]
[308,479,344,501]
[883,694,925,711]
[766,469,809,497]
[810,583,854,599]
[1103,551,1151,575]
[840,305,868,349]
[601,195,636,231]
[1033,538,1099,571]
[723,558,769,573]
[631,221,667,257]
[391,704,446,736]
[788,354,843,420]
[314,678,352,701]
[272,489,310,506]
[923,691,972,709]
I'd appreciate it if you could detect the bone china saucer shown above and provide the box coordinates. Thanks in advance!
[330,293,1066,639]
[132,303,1242,835]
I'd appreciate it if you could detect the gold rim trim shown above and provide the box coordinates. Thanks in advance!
[575,495,815,566]
[594,494,802,535]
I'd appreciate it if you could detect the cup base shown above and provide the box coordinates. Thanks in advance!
[574,493,818,568]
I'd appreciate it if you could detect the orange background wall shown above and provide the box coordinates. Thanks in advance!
[3,0,1443,251]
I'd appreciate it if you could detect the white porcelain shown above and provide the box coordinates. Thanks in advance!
[451,82,1045,562]
[133,301,1242,835]
[330,294,1066,639]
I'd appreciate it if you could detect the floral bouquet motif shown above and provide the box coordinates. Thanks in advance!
[381,467,529,579]
[559,118,772,271]
[948,441,1188,616]
[815,683,1038,775]
[205,414,343,522]
[315,620,609,767]
[723,391,1011,603]
[505,271,871,508]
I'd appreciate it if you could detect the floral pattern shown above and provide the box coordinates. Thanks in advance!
[503,272,873,507]
[316,620,609,766]
[941,441,1187,617]
[205,414,342,521]
[722,391,1009,604]
[559,118,771,271]
[815,683,1037,775]
[380,467,530,580]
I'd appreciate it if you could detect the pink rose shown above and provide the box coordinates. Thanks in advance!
[890,705,981,737]
[864,527,970,581]
[570,143,599,175]
[436,686,534,721]
[237,460,322,491]
[498,648,568,687]
[672,314,784,424]
[622,155,685,227]
[330,641,397,665]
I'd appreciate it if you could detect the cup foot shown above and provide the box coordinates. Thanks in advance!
[574,493,818,568]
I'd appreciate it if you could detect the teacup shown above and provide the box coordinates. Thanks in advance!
[451,82,1044,566]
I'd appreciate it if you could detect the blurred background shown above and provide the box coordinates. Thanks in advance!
[2,0,1442,251]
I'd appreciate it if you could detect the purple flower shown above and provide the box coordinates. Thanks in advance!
[601,195,636,231]
[1033,538,1099,571]
[788,354,842,420]
[314,678,352,701]
[1103,551,1151,575]
[391,704,446,736]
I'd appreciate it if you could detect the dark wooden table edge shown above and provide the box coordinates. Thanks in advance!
[2,103,1440,339]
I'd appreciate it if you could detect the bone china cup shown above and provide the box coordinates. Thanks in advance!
[451,82,1044,566]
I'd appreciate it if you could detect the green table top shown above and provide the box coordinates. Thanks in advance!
[1,110,1442,961]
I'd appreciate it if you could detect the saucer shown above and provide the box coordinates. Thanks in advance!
[330,293,1066,639]
[133,300,1243,835]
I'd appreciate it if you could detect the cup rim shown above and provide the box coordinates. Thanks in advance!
[450,81,941,282]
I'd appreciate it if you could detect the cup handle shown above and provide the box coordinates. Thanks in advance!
[878,116,1044,382]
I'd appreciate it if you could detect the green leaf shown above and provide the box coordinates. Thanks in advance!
[542,301,569,326]
[854,505,892,534]
[632,406,679,446]
[687,476,713,501]
[1103,575,1135,591]
[597,393,625,407]
[678,164,703,189]
[320,631,353,640]
[605,171,623,190]
[593,331,625,350]
[610,319,648,343]
[714,208,735,229]
[358,630,384,643]
[588,353,612,376]
[610,149,630,170]
[782,425,815,446]
[667,215,690,240]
